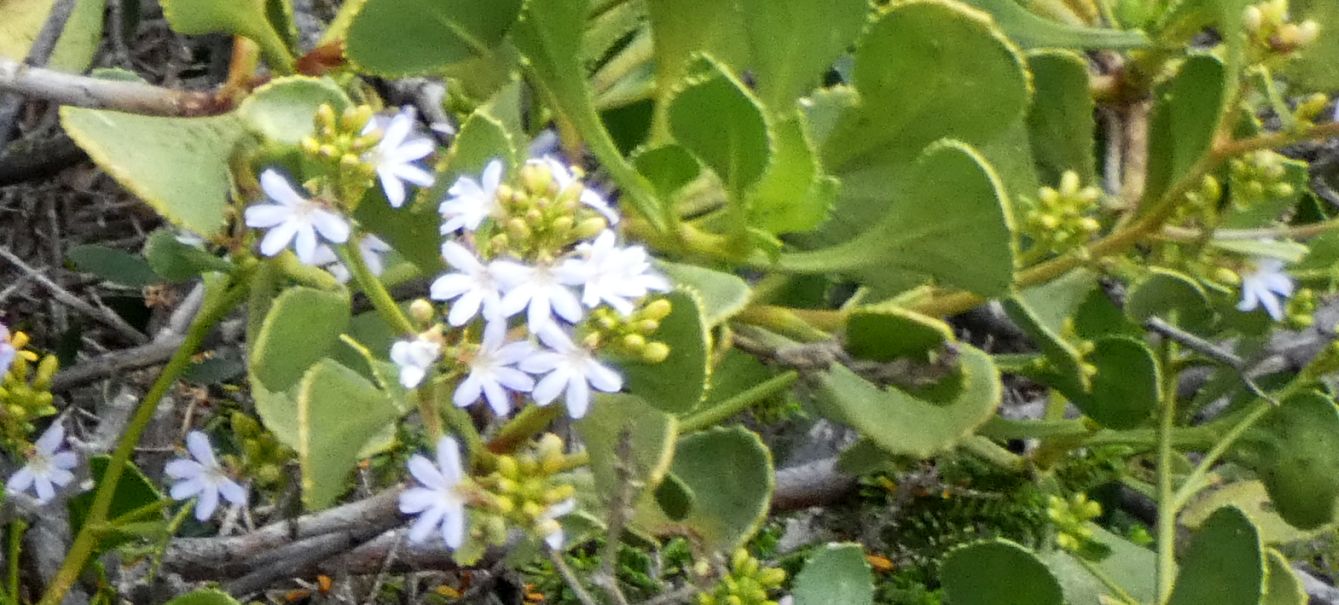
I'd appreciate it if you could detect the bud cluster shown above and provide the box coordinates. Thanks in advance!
[228,412,294,490]
[1243,0,1320,55]
[1228,150,1295,210]
[0,330,58,448]
[473,434,577,548]
[697,549,787,605]
[584,299,673,364]
[1172,175,1223,226]
[1023,171,1103,256]
[485,161,609,262]
[1046,493,1103,553]
[300,104,380,204]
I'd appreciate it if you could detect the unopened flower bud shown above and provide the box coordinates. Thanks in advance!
[641,298,672,321]
[573,217,607,240]
[641,342,670,364]
[621,333,647,351]
[1244,5,1264,30]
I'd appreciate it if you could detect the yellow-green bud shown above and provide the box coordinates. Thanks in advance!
[641,298,673,321]
[573,217,607,240]
[757,568,786,586]
[409,299,436,324]
[33,355,58,388]
[621,334,647,351]
[641,342,670,364]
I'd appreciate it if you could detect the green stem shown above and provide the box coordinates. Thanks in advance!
[489,405,561,454]
[1155,338,1178,604]
[679,371,799,433]
[339,241,415,336]
[960,435,1026,472]
[416,382,444,443]
[105,498,171,527]
[8,519,25,601]
[147,503,194,586]
[38,270,252,605]
[1169,402,1273,511]
[1076,556,1139,605]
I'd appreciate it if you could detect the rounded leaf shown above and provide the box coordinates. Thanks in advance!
[942,539,1064,605]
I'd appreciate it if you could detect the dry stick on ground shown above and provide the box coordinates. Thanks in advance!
[0,0,78,150]
[594,431,636,605]
[0,246,147,344]
[0,58,225,117]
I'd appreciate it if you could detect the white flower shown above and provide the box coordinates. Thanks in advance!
[391,336,442,389]
[5,422,76,504]
[309,235,393,283]
[363,108,436,208]
[439,159,504,234]
[399,436,468,549]
[540,498,576,550]
[520,325,623,418]
[494,260,585,332]
[537,157,619,224]
[453,322,535,416]
[563,230,671,315]
[1238,258,1295,321]
[431,241,507,326]
[0,323,15,375]
[244,170,351,264]
[165,431,247,521]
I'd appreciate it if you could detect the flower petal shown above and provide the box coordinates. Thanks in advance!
[186,431,217,466]
[436,436,463,485]
[408,454,446,489]
[195,485,220,521]
[260,170,306,206]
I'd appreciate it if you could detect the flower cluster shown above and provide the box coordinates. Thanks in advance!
[0,322,58,445]
[1243,0,1319,54]
[697,549,788,605]
[1023,171,1102,256]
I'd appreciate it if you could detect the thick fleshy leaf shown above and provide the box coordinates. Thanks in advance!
[1182,481,1335,545]
[634,144,701,200]
[142,229,235,282]
[792,543,874,605]
[617,290,710,413]
[1264,548,1307,605]
[1236,391,1339,529]
[296,359,401,509]
[646,0,749,104]
[1026,51,1096,184]
[1042,525,1157,604]
[344,0,523,76]
[513,0,664,229]
[740,0,868,109]
[963,0,1149,48]
[1075,337,1160,429]
[249,286,351,392]
[1143,55,1227,208]
[779,141,1016,298]
[574,394,678,511]
[61,109,244,236]
[0,0,106,71]
[669,58,770,196]
[67,244,161,287]
[1125,268,1215,332]
[1168,506,1264,605]
[811,344,1000,458]
[844,304,953,362]
[161,0,294,71]
[747,115,837,234]
[237,77,352,144]
[657,262,750,327]
[1004,270,1097,395]
[639,426,772,551]
[942,539,1064,605]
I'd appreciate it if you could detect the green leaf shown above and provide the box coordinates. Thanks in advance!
[344,0,523,76]
[1,0,106,72]
[653,473,694,521]
[69,456,164,553]
[639,426,773,551]
[142,229,235,282]
[844,304,953,362]
[792,543,874,605]
[780,141,1016,299]
[66,244,160,287]
[634,144,701,200]
[962,0,1149,49]
[942,539,1064,605]
[445,111,518,177]
[237,76,352,144]
[618,290,710,414]
[249,286,351,392]
[812,344,1001,458]
[647,0,749,103]
[161,0,294,71]
[1143,55,1227,208]
[1168,506,1264,605]
[747,116,837,235]
[1004,269,1099,395]
[1237,391,1339,529]
[1264,548,1307,605]
[739,0,868,110]
[668,58,770,196]
[1042,525,1157,604]
[1026,51,1096,184]
[1182,481,1335,545]
[296,359,402,509]
[164,589,242,605]
[1209,239,1310,264]
[513,0,664,230]
[820,1,1031,173]
[1125,268,1215,332]
[1280,0,1339,89]
[574,393,678,511]
[61,109,244,236]
[1076,337,1160,429]
[657,262,750,326]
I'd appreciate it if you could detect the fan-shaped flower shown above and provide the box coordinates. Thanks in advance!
[453,322,536,415]
[363,108,436,208]
[309,235,393,283]
[399,436,468,549]
[440,159,504,234]
[537,157,619,224]
[431,241,507,326]
[5,422,77,504]
[390,336,442,389]
[562,230,671,315]
[493,260,585,332]
[1238,257,1295,321]
[165,431,248,521]
[520,325,623,418]
[244,170,350,264]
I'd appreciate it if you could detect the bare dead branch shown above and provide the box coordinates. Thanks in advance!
[0,58,226,117]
